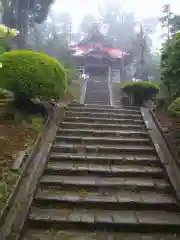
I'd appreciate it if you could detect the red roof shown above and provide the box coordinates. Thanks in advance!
[70,43,126,59]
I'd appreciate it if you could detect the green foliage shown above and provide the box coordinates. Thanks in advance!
[168,98,180,117]
[161,33,180,100]
[169,15,180,34]
[0,50,67,99]
[0,25,19,55]
[123,81,159,106]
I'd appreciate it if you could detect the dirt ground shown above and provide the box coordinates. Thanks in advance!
[154,108,180,159]
[0,121,38,181]
[0,82,80,210]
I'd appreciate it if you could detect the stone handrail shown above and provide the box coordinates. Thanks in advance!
[80,77,88,104]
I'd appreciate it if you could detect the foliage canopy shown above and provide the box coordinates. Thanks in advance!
[168,98,180,117]
[123,81,159,106]
[0,50,67,100]
[161,33,180,100]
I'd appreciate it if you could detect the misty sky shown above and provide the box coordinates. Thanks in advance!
[52,0,180,50]
[53,0,180,21]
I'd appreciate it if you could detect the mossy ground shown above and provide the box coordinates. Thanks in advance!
[0,80,80,212]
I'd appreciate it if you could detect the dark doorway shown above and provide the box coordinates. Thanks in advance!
[87,66,108,77]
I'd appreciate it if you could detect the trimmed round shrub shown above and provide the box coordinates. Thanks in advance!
[168,98,180,117]
[123,81,159,106]
[0,50,67,100]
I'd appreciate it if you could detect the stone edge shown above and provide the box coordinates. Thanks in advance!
[0,105,67,240]
[141,107,180,202]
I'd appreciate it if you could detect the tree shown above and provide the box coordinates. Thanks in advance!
[98,1,136,51]
[159,4,173,40]
[80,15,98,37]
[27,11,74,69]
[159,4,180,37]
[2,0,54,48]
[161,33,180,99]
[169,15,180,35]
[133,24,155,81]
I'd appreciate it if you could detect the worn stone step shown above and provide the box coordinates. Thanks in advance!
[85,100,110,105]
[86,85,109,88]
[40,175,170,192]
[58,128,149,138]
[45,162,164,178]
[28,207,180,233]
[21,229,180,240]
[65,116,144,124]
[82,104,140,111]
[85,99,110,103]
[52,143,156,155]
[86,87,109,90]
[61,122,145,131]
[66,111,143,120]
[85,92,109,96]
[67,106,141,114]
[34,188,178,211]
[55,135,151,146]
[49,153,160,166]
[85,98,110,101]
[85,96,110,100]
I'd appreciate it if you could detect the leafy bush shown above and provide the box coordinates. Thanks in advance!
[168,98,180,117]
[123,81,159,106]
[0,25,19,55]
[0,50,67,100]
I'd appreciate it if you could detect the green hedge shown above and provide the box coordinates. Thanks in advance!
[168,98,180,117]
[123,81,159,106]
[0,50,67,100]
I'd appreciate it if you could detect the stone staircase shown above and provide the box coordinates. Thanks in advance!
[21,104,180,239]
[84,77,110,105]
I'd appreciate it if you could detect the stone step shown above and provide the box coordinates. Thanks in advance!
[85,90,109,94]
[21,230,180,240]
[68,103,140,111]
[84,101,111,106]
[85,98,110,101]
[45,161,164,178]
[84,100,110,105]
[85,93,109,97]
[18,104,180,238]
[58,128,149,138]
[28,207,180,233]
[85,97,110,100]
[65,116,144,124]
[85,88,109,92]
[55,135,151,146]
[34,188,178,211]
[67,106,141,114]
[66,111,142,120]
[60,122,145,131]
[86,85,109,88]
[84,104,139,110]
[49,153,160,166]
[52,143,155,155]
[40,175,170,192]
[85,94,109,98]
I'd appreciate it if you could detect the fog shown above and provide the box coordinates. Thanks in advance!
[52,0,180,50]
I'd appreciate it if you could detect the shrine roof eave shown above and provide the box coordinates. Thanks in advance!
[72,51,129,61]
